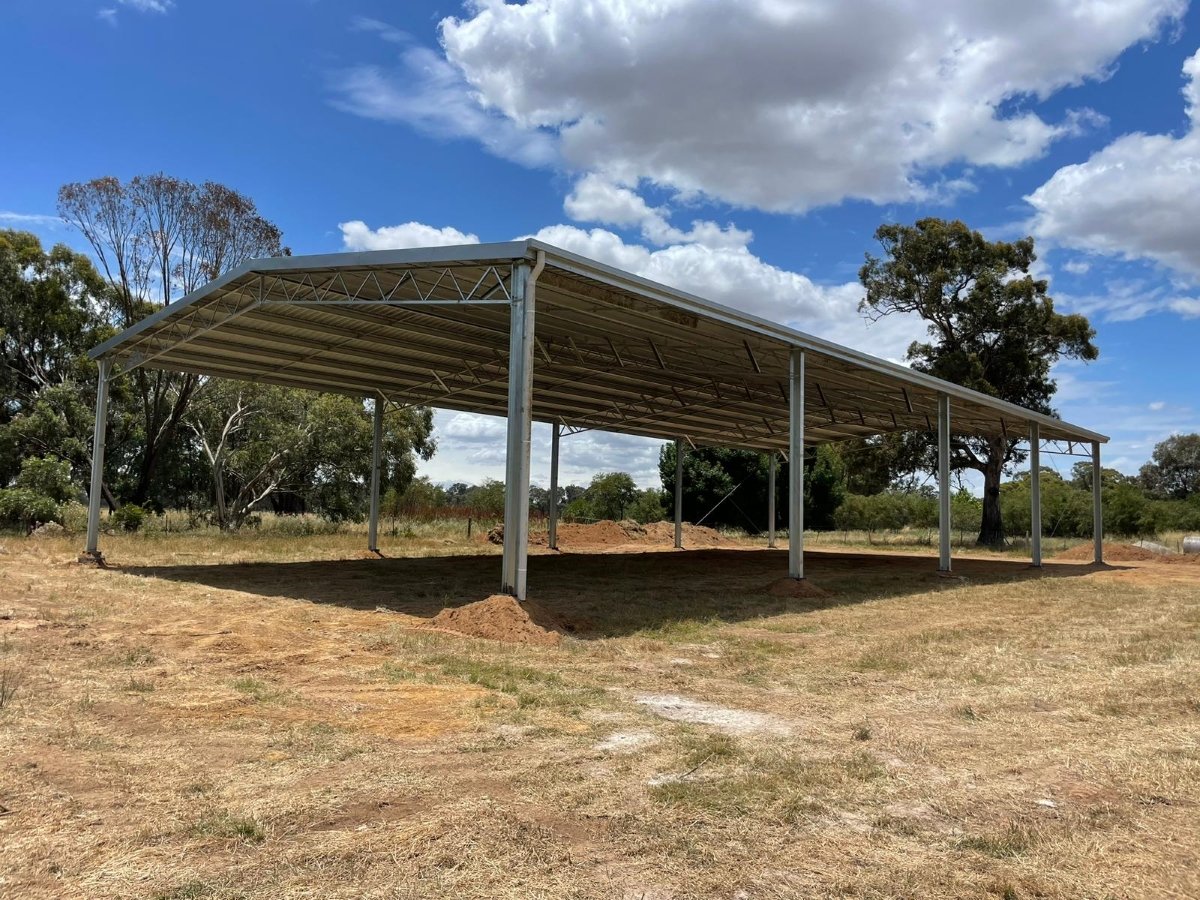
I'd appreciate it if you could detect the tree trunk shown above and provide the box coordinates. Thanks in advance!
[977,437,1005,547]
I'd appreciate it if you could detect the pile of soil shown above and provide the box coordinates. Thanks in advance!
[487,519,728,550]
[425,595,566,646]
[1054,542,1180,563]
[766,576,831,599]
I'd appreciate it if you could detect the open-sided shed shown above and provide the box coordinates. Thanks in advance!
[85,239,1108,597]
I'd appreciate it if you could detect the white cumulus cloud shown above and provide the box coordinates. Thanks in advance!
[338,0,1188,213]
[1029,48,1200,281]
[339,220,480,250]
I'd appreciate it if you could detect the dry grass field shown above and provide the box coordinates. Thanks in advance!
[1,526,1197,899]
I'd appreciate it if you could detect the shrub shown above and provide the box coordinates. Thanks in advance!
[0,487,61,531]
[111,504,147,532]
[15,456,75,502]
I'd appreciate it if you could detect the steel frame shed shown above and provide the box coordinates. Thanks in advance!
[85,239,1109,595]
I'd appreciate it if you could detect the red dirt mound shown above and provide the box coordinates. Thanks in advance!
[484,519,729,550]
[766,577,831,599]
[426,595,565,646]
[1054,542,1168,563]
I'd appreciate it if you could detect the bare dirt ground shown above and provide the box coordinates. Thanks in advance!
[1,529,1197,899]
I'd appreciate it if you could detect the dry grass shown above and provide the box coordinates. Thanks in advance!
[0,531,1197,899]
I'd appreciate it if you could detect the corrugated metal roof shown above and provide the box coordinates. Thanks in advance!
[90,239,1108,448]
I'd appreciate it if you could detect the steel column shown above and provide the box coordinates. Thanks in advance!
[501,261,537,598]
[1092,441,1103,564]
[549,422,561,550]
[673,437,684,549]
[1030,422,1042,567]
[938,393,952,573]
[767,452,777,549]
[368,397,383,552]
[85,358,111,556]
[788,349,805,579]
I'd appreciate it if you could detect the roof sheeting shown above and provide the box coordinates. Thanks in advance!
[90,239,1107,449]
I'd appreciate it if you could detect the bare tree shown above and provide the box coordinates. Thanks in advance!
[57,174,285,506]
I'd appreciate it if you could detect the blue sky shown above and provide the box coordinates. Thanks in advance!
[3,0,1199,490]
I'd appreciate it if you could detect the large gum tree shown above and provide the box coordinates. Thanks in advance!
[859,218,1098,548]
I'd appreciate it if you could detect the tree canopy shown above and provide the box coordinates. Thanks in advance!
[859,217,1098,546]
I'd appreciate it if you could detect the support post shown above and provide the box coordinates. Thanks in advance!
[788,348,805,579]
[673,437,684,549]
[368,397,383,553]
[1092,440,1103,564]
[1029,422,1042,567]
[548,422,560,550]
[767,452,777,549]
[937,393,951,573]
[85,358,111,557]
[501,262,536,599]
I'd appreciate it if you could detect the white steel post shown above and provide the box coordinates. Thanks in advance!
[1092,440,1103,564]
[368,397,383,553]
[1030,422,1042,567]
[767,452,777,549]
[501,263,536,599]
[938,393,952,573]
[673,437,684,549]
[549,422,560,550]
[788,348,805,579]
[85,358,111,557]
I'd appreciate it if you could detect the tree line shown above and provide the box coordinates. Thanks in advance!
[5,182,1192,544]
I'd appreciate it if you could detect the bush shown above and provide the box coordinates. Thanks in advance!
[15,456,75,502]
[111,504,147,532]
[0,488,61,532]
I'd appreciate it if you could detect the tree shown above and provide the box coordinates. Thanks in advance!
[859,218,1098,547]
[1139,434,1200,500]
[0,230,114,496]
[185,382,433,530]
[58,175,287,507]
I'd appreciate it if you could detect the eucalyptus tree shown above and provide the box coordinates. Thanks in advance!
[859,218,1098,547]
[57,174,286,506]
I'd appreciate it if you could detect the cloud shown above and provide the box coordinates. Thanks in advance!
[1028,49,1200,280]
[117,0,173,12]
[363,0,1183,213]
[328,44,556,168]
[0,211,63,228]
[339,220,479,250]
[1149,401,1166,411]
[1061,258,1091,276]
[563,174,752,249]
[97,8,118,25]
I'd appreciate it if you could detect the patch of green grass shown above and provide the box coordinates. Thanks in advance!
[229,676,291,703]
[191,810,267,844]
[423,654,601,711]
[633,617,720,643]
[651,747,887,822]
[378,662,434,684]
[125,676,155,693]
[958,822,1039,858]
[851,720,872,741]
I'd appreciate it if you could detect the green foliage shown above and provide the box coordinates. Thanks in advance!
[0,455,78,531]
[560,471,662,523]
[1139,433,1200,500]
[111,504,147,532]
[0,488,61,531]
[626,487,667,524]
[14,455,75,502]
[859,218,1098,546]
[832,491,937,541]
